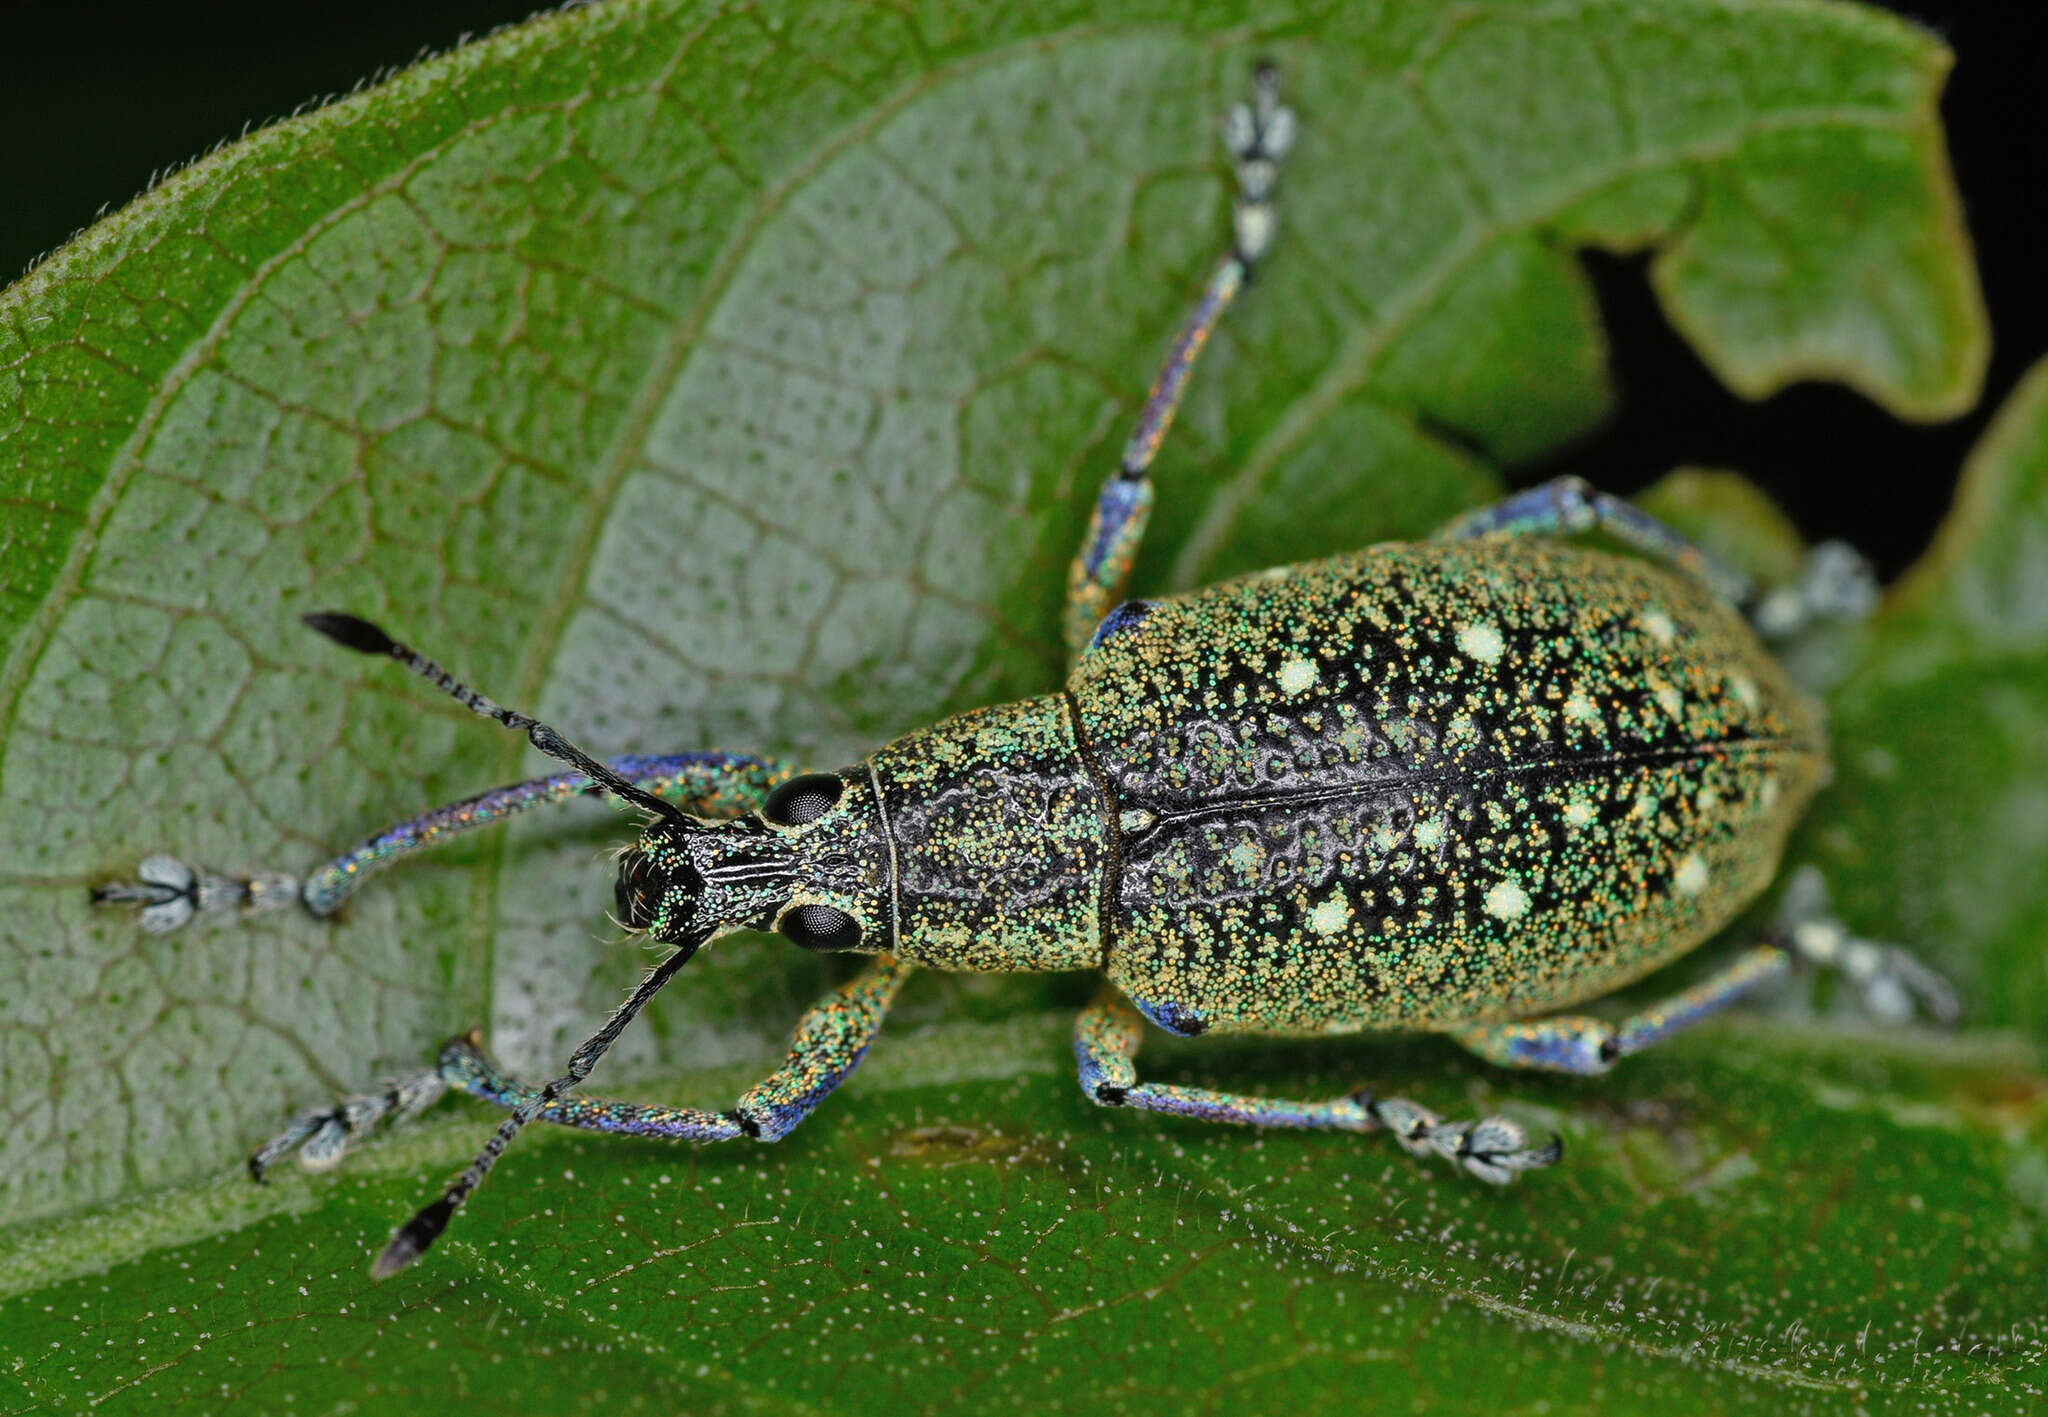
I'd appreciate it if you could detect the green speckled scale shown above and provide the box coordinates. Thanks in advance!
[1068,540,1823,1036]
[867,697,1107,973]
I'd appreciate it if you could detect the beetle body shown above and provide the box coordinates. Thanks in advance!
[99,67,1947,1273]
[864,538,1823,1036]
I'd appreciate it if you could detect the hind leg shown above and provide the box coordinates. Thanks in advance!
[1456,871,1957,1075]
[1437,475,1879,637]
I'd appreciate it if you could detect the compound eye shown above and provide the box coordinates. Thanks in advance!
[779,903,861,952]
[763,773,844,827]
[614,851,658,930]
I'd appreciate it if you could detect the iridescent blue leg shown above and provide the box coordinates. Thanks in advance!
[1457,876,1958,1075]
[250,957,915,1176]
[93,751,793,932]
[1454,946,1795,1075]
[1075,992,1560,1185]
[1064,65,1296,661]
[1435,474,1754,607]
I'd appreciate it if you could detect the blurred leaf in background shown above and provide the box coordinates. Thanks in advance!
[1,1,2040,1413]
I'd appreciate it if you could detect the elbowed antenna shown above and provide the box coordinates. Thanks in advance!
[301,612,689,829]
[373,926,711,1278]
[291,613,718,1276]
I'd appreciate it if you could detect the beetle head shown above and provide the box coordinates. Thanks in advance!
[614,770,890,953]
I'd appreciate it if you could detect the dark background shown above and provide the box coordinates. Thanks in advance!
[3,2,2039,578]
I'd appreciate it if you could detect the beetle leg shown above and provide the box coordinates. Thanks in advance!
[1747,540,1881,639]
[247,1068,451,1182]
[1075,992,1561,1184]
[1453,945,1795,1075]
[1457,873,1960,1074]
[92,750,794,932]
[1772,865,1961,1025]
[453,954,912,1143]
[1435,474,1755,607]
[1064,64,1296,661]
[247,957,915,1177]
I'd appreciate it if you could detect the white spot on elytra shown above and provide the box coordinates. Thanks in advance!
[1642,610,1677,644]
[1695,787,1719,813]
[1484,878,1530,921]
[1278,657,1318,695]
[1730,674,1760,710]
[1563,690,1599,724]
[1759,776,1781,809]
[1651,677,1685,719]
[1457,623,1505,665]
[1414,816,1446,851]
[1674,854,1710,896]
[1563,798,1595,828]
[1308,893,1352,935]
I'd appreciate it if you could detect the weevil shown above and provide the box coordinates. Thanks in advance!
[96,66,1956,1277]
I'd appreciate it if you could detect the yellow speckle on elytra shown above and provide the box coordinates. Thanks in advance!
[1674,853,1710,896]
[1457,623,1505,665]
[1484,878,1530,920]
[1308,893,1352,935]
[1278,657,1318,695]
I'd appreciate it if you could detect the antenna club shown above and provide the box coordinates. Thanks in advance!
[302,611,398,657]
[372,1194,458,1280]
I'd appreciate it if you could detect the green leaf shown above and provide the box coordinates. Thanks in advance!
[4,1022,2046,1413]
[2,0,2033,1412]
[1810,357,2048,1038]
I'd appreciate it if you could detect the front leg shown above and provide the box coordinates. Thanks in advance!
[1075,991,1559,1185]
[250,956,914,1176]
[93,750,792,932]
